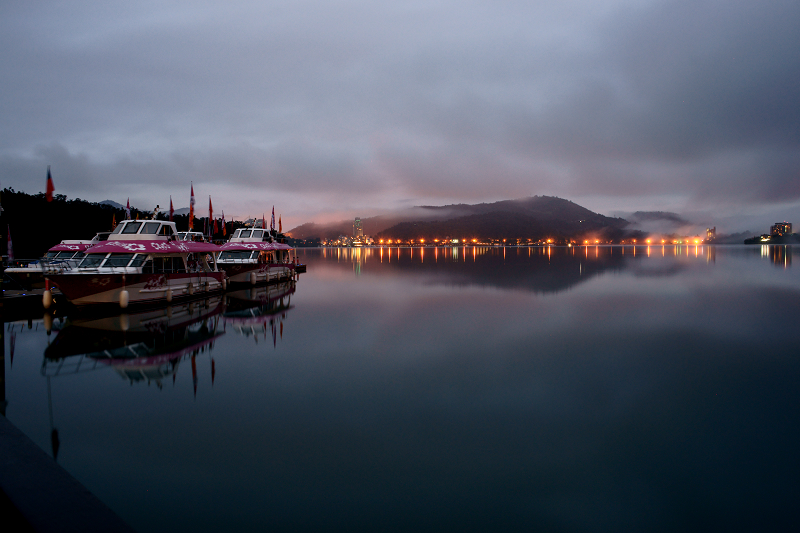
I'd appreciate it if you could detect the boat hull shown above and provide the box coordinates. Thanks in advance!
[219,262,295,285]
[47,271,225,307]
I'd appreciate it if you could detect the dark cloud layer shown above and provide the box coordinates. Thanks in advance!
[1,1,798,230]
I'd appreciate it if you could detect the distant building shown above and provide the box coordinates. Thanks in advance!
[770,222,792,236]
[353,217,363,238]
[706,227,716,240]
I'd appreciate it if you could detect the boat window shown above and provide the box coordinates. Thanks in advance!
[158,225,174,236]
[252,230,263,238]
[111,224,124,234]
[142,222,160,234]
[79,254,107,268]
[239,230,252,238]
[153,256,183,273]
[104,253,135,267]
[122,222,142,234]
[129,254,147,267]
[219,251,252,261]
[73,252,86,259]
[45,251,58,258]
[54,251,73,259]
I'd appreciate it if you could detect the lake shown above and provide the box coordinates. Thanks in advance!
[3,244,799,532]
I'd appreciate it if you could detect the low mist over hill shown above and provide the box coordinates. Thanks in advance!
[287,196,636,242]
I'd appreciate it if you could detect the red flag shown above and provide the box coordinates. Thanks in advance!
[125,198,131,220]
[7,224,14,263]
[271,206,275,231]
[213,218,219,234]
[222,211,226,237]
[279,215,282,233]
[189,184,195,230]
[262,213,266,230]
[112,213,116,229]
[208,196,213,237]
[45,166,54,202]
[169,196,174,221]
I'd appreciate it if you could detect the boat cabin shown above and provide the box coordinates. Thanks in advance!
[110,220,177,241]
[230,228,271,241]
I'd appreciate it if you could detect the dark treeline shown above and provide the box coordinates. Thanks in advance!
[1,188,245,259]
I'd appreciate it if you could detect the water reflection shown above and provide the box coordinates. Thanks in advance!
[314,245,744,293]
[43,297,227,386]
[4,247,799,532]
[224,280,295,345]
[763,244,792,267]
[40,281,297,383]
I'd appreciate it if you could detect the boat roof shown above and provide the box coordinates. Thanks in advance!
[85,240,222,255]
[49,241,95,252]
[219,242,293,252]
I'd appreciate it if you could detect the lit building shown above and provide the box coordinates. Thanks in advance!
[770,222,792,236]
[353,217,363,238]
[706,227,716,240]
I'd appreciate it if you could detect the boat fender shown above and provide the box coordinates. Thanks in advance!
[43,289,53,309]
[188,283,194,296]
[43,312,53,335]
[222,278,227,290]
[120,289,130,309]
[250,272,257,285]
[166,288,173,303]
[120,313,129,332]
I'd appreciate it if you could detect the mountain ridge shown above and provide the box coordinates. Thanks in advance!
[287,196,633,241]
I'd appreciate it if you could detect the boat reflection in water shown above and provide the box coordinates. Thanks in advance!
[223,280,295,346]
[43,296,226,387]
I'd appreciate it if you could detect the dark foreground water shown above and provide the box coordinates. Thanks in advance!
[3,245,799,532]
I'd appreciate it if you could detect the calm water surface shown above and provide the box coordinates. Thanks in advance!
[3,245,799,532]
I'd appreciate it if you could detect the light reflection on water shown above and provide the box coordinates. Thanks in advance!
[3,246,799,532]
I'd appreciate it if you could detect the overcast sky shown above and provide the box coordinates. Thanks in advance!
[2,1,798,232]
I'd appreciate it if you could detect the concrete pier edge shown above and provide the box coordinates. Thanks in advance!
[0,415,135,532]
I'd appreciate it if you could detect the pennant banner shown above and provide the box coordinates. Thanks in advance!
[7,224,14,263]
[46,166,54,202]
[189,184,195,230]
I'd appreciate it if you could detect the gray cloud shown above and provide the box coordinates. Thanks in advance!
[1,1,798,231]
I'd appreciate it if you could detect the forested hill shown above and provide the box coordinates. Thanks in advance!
[288,196,633,242]
[0,189,221,259]
[1,189,129,259]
